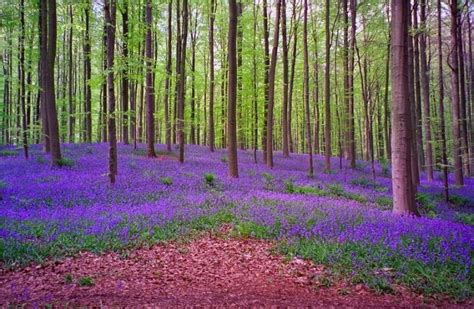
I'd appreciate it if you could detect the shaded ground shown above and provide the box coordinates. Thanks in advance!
[0,230,467,307]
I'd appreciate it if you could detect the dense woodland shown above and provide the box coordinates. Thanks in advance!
[0,0,473,214]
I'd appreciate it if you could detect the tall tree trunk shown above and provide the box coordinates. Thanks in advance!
[449,0,464,186]
[84,0,92,142]
[190,9,198,145]
[20,0,28,159]
[303,0,314,176]
[288,0,299,153]
[265,0,282,168]
[391,0,418,216]
[252,1,258,163]
[208,0,216,152]
[437,0,449,201]
[228,0,239,177]
[177,0,188,163]
[262,0,270,163]
[121,2,129,145]
[40,0,62,165]
[281,0,290,157]
[324,0,332,171]
[67,5,75,143]
[419,0,434,181]
[347,0,357,167]
[164,0,172,151]
[145,0,156,157]
[413,2,424,172]
[101,21,108,142]
[105,0,117,183]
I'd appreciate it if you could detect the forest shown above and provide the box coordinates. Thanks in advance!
[0,0,473,306]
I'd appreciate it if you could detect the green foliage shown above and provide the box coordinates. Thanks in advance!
[204,173,216,186]
[415,193,437,215]
[448,195,470,207]
[56,157,75,167]
[278,238,472,299]
[379,158,391,177]
[261,172,275,190]
[64,274,73,283]
[160,177,173,186]
[232,221,279,239]
[78,276,94,287]
[220,155,228,163]
[0,149,17,157]
[455,213,474,226]
[375,196,393,210]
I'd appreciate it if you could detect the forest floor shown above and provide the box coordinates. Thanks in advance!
[0,229,466,307]
[0,143,473,306]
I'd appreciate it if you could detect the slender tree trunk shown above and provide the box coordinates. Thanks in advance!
[303,0,313,176]
[121,2,129,145]
[164,1,172,151]
[265,0,282,168]
[413,2,424,172]
[84,0,92,142]
[190,10,198,145]
[347,0,357,167]
[67,5,75,143]
[145,0,156,157]
[208,0,216,152]
[419,0,434,180]
[228,0,239,177]
[101,21,108,143]
[252,1,258,163]
[391,0,418,216]
[20,0,28,159]
[262,0,270,163]
[177,0,188,163]
[105,0,117,183]
[449,0,464,186]
[324,0,332,171]
[281,0,290,157]
[288,0,299,153]
[437,0,449,201]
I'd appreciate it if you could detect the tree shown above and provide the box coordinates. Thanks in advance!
[227,0,238,178]
[391,0,419,216]
[437,0,449,201]
[324,0,331,171]
[419,0,434,181]
[265,0,281,168]
[281,0,289,157]
[449,0,464,186]
[164,0,173,152]
[105,0,117,183]
[208,0,216,152]
[39,0,62,165]
[303,0,313,176]
[84,0,92,143]
[145,0,156,158]
[177,0,188,163]
[121,1,129,145]
[19,0,28,159]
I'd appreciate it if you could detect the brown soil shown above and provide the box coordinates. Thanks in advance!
[0,232,469,307]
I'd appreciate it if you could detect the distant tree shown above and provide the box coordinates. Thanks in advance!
[303,0,313,176]
[145,0,156,158]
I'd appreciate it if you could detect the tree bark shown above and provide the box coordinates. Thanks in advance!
[20,0,29,159]
[208,0,216,152]
[84,0,92,142]
[145,0,156,157]
[177,0,188,163]
[303,0,314,176]
[281,0,290,157]
[265,0,282,168]
[228,0,239,178]
[105,0,117,183]
[391,0,418,216]
[449,0,464,186]
[121,1,129,145]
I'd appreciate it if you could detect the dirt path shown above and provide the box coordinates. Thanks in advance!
[0,233,468,307]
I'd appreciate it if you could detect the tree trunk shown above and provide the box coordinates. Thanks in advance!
[40,0,62,165]
[20,0,29,159]
[303,0,314,176]
[437,0,449,201]
[67,5,75,143]
[391,0,418,216]
[84,0,92,142]
[324,0,331,171]
[265,0,281,168]
[121,2,129,145]
[262,0,270,163]
[227,0,239,178]
[177,0,188,163]
[145,0,156,157]
[281,0,290,157]
[419,0,434,181]
[449,0,464,186]
[164,0,172,151]
[105,0,117,183]
[208,0,216,152]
